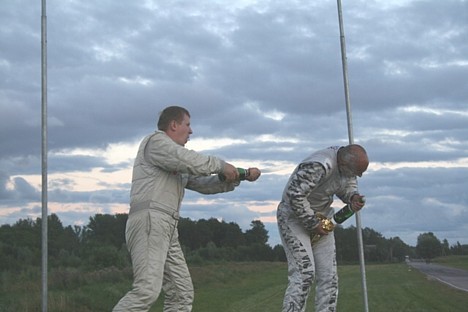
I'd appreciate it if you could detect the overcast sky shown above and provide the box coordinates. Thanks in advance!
[1,0,467,248]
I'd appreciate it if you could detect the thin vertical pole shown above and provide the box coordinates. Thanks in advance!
[41,0,48,311]
[336,0,353,144]
[336,1,369,311]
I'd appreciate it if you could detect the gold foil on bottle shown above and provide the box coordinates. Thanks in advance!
[316,213,335,232]
[310,213,335,244]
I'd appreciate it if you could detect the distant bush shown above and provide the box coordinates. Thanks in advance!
[1,213,466,272]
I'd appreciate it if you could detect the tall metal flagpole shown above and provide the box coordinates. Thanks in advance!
[336,1,369,311]
[41,0,48,311]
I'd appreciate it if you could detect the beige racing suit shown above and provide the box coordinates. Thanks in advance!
[113,131,238,312]
[277,146,358,312]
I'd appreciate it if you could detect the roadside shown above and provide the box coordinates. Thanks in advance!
[407,259,468,292]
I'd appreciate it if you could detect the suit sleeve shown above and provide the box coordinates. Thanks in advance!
[336,177,359,204]
[286,162,326,232]
[185,175,240,194]
[144,133,225,175]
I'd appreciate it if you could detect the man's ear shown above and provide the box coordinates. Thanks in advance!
[168,120,178,131]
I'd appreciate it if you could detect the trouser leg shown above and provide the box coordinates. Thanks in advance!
[162,229,194,312]
[113,210,175,312]
[278,209,315,312]
[313,232,338,312]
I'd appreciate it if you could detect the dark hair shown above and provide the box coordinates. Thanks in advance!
[157,106,191,131]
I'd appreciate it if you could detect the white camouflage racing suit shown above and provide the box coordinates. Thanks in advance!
[277,146,359,312]
[113,131,239,312]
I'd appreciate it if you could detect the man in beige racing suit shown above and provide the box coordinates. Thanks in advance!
[113,106,261,312]
[277,145,368,312]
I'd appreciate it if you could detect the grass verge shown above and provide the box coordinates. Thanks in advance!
[1,259,467,311]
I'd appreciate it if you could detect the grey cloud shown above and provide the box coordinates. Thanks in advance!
[0,172,39,202]
[1,0,467,247]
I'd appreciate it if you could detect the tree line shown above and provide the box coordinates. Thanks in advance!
[1,213,466,272]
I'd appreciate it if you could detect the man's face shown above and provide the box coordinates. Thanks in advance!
[339,164,360,178]
[172,114,193,146]
[338,155,368,178]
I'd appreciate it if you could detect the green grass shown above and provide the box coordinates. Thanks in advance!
[433,255,468,270]
[338,263,468,312]
[1,258,467,311]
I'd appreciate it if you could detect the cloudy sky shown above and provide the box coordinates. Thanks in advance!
[1,0,467,248]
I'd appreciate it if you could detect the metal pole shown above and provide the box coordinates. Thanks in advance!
[41,0,48,311]
[336,1,369,311]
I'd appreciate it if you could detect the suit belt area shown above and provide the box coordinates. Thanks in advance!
[129,201,180,220]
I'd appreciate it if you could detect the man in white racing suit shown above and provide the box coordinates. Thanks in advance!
[113,106,261,312]
[277,144,368,312]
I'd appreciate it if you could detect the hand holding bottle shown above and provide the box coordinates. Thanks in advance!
[350,194,366,212]
[221,163,239,182]
[333,195,366,224]
[311,213,335,243]
[219,167,261,182]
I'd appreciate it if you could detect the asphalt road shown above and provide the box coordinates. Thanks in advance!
[407,260,468,292]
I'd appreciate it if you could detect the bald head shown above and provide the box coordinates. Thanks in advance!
[337,144,369,177]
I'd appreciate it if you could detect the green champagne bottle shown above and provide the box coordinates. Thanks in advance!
[218,168,248,181]
[333,196,365,224]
